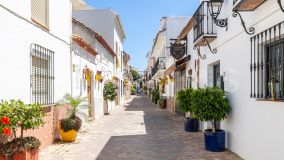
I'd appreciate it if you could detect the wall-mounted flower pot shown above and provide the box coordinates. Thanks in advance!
[204,129,225,152]
[184,117,199,132]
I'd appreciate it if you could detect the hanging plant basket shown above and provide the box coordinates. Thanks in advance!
[95,71,103,83]
[83,66,93,81]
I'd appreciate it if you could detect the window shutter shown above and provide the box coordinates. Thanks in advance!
[31,0,49,28]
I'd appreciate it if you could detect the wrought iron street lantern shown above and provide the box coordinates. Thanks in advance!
[208,0,228,29]
[278,0,284,12]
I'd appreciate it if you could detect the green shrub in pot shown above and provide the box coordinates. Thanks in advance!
[177,88,199,132]
[191,87,230,152]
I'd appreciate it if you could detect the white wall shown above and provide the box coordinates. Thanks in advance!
[72,21,116,119]
[73,9,126,104]
[190,1,284,159]
[0,1,71,103]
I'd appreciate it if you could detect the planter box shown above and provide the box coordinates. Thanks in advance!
[0,149,39,160]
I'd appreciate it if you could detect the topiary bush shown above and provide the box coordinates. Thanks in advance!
[191,87,230,133]
[176,88,195,116]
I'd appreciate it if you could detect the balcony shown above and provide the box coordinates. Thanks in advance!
[193,1,217,47]
[233,0,267,11]
[151,57,166,78]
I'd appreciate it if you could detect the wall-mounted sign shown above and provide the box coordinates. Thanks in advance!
[170,39,187,60]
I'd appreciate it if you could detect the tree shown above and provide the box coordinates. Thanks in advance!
[131,69,141,81]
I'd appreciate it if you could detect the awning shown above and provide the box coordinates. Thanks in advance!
[164,55,191,76]
[72,34,98,57]
[164,64,176,76]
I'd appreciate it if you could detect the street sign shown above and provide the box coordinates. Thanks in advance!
[170,41,186,60]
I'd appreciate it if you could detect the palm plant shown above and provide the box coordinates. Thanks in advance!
[62,94,87,118]
[59,94,87,132]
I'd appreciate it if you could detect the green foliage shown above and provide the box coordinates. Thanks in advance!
[0,136,40,158]
[131,85,136,95]
[131,69,141,81]
[191,87,230,132]
[0,100,45,138]
[59,94,87,118]
[151,89,160,104]
[60,116,82,132]
[103,81,118,101]
[58,94,86,133]
[176,88,195,115]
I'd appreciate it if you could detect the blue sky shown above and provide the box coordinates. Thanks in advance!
[85,0,199,72]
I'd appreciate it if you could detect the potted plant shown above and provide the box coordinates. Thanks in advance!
[151,89,160,104]
[0,100,45,160]
[103,81,118,114]
[158,97,167,109]
[177,88,199,132]
[192,87,230,152]
[59,94,86,142]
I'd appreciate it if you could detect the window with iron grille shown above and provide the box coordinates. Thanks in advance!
[31,0,49,28]
[251,21,284,99]
[31,44,54,105]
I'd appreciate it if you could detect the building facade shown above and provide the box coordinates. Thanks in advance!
[153,0,284,159]
[0,0,72,147]
[73,9,126,106]
[72,18,117,121]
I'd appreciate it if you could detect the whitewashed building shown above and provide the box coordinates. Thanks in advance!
[147,16,189,110]
[72,18,117,121]
[73,9,126,105]
[0,0,72,104]
[175,0,284,159]
[0,0,72,147]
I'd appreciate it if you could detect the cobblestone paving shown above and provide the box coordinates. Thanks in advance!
[40,95,243,160]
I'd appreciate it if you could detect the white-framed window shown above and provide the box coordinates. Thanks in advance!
[31,0,49,28]
[31,44,54,105]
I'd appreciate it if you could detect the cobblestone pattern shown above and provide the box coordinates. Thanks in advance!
[40,95,243,160]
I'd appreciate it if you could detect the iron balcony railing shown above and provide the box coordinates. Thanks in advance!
[151,57,166,77]
[193,1,217,43]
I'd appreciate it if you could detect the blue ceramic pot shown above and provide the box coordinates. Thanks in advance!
[184,117,199,132]
[204,129,225,152]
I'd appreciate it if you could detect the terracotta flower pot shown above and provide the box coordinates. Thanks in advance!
[0,155,8,160]
[13,149,39,160]
[0,149,39,160]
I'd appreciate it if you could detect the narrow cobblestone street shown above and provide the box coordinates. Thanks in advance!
[40,95,242,160]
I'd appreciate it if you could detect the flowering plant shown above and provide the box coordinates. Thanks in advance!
[0,116,11,136]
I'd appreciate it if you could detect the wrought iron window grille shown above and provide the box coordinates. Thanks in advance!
[250,21,284,100]
[30,44,54,105]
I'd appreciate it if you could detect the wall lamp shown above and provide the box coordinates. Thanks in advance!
[208,0,228,30]
[278,0,284,12]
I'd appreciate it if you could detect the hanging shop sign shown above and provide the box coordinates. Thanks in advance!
[170,39,187,60]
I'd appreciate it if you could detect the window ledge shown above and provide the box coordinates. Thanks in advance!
[32,18,49,31]
[256,99,284,102]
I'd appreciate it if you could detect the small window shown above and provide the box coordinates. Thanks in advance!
[31,44,54,105]
[31,0,49,28]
